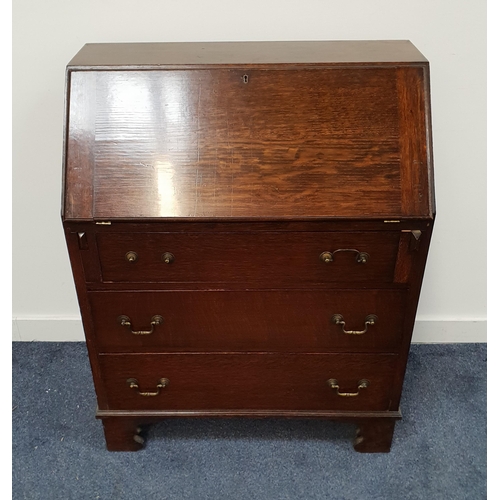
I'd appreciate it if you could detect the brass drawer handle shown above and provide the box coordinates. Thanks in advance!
[161,252,175,264]
[127,378,169,397]
[331,314,378,335]
[327,378,369,397]
[320,249,369,264]
[117,315,164,335]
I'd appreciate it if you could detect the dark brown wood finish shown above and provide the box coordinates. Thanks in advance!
[99,353,398,411]
[67,41,428,68]
[63,65,431,221]
[88,289,406,352]
[354,418,398,453]
[397,67,431,216]
[100,416,155,451]
[64,72,95,220]
[62,41,434,453]
[388,223,435,411]
[89,68,402,219]
[62,226,109,409]
[95,231,401,284]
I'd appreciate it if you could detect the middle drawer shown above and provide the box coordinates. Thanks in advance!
[89,289,406,352]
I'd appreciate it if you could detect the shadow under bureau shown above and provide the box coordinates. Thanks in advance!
[62,40,435,452]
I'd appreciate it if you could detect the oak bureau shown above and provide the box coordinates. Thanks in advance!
[62,41,435,452]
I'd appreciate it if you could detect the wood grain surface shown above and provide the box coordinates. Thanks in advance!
[88,289,407,352]
[62,41,435,452]
[95,231,401,284]
[99,352,398,411]
[63,61,432,220]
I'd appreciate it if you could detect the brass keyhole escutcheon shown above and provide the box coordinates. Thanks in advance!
[125,251,138,262]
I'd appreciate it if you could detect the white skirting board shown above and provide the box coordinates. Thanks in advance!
[12,317,487,343]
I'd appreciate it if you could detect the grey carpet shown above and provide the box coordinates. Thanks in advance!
[12,343,486,500]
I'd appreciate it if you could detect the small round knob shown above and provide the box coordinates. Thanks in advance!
[162,252,175,264]
[125,251,138,262]
[320,251,333,264]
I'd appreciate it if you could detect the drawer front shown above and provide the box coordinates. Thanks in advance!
[99,353,397,411]
[96,231,400,284]
[89,289,406,352]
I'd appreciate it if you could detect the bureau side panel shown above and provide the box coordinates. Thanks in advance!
[64,71,96,220]
[388,223,434,409]
[63,225,109,409]
[397,65,432,217]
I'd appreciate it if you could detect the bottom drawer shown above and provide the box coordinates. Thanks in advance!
[99,353,398,411]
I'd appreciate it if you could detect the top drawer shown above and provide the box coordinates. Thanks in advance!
[94,231,404,285]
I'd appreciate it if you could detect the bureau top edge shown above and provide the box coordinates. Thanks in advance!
[61,216,435,232]
[67,40,428,68]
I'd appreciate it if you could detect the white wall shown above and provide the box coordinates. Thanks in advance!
[12,0,486,342]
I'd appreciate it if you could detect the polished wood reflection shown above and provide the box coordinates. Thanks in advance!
[62,41,435,453]
[64,64,431,220]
